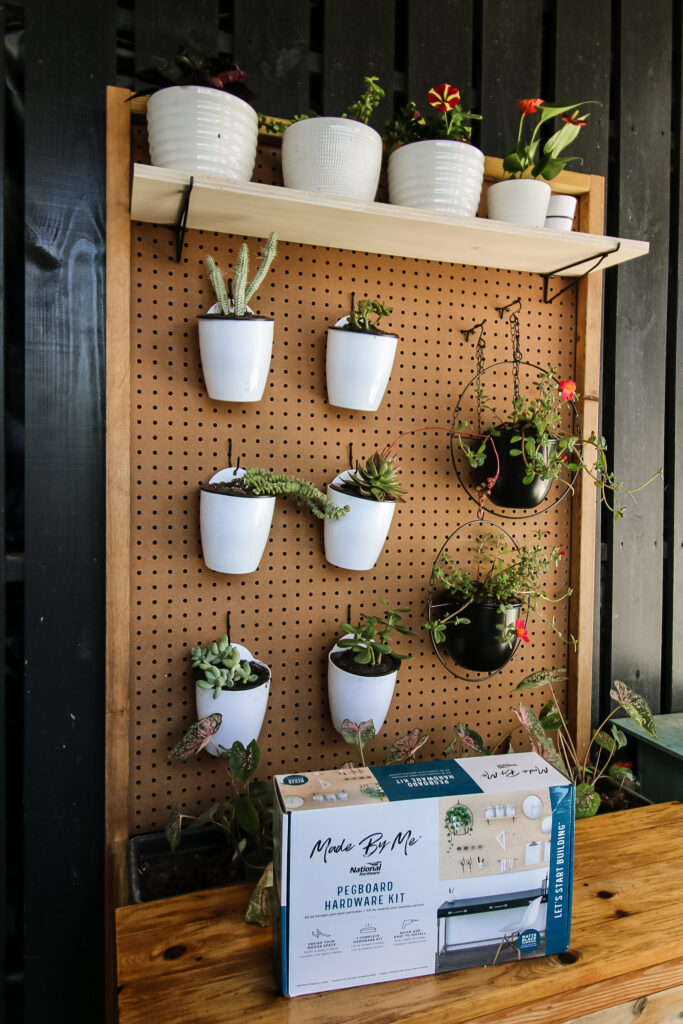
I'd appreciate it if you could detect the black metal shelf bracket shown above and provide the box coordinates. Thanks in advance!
[174,175,194,263]
[542,241,621,303]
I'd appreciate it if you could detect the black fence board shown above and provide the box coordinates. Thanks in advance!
[322,0,394,127]
[23,0,115,1019]
[233,0,310,117]
[0,3,5,1012]
[134,0,219,73]
[405,0,475,114]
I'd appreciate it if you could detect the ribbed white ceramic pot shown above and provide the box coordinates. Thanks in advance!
[486,178,552,227]
[388,139,485,216]
[200,468,276,574]
[198,305,274,402]
[195,643,271,754]
[281,117,383,201]
[323,471,396,571]
[326,326,398,410]
[327,637,397,735]
[147,86,258,180]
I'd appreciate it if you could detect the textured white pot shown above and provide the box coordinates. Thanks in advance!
[200,467,276,574]
[147,85,258,180]
[195,642,271,754]
[388,139,485,216]
[544,194,578,231]
[486,178,552,227]
[326,322,398,410]
[328,637,397,735]
[323,471,396,571]
[281,117,383,201]
[198,305,274,402]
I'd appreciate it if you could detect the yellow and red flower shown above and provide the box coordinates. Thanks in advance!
[518,98,544,115]
[558,378,577,401]
[515,620,530,643]
[562,111,589,126]
[428,83,461,112]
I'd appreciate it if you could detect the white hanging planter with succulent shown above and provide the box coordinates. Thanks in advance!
[192,635,271,753]
[326,298,398,411]
[324,452,404,571]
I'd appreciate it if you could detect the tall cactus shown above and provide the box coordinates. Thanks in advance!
[205,255,230,315]
[204,231,278,319]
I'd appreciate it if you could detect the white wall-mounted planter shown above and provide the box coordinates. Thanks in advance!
[327,636,398,735]
[387,139,484,217]
[281,117,383,202]
[195,642,271,754]
[198,305,274,402]
[326,320,398,411]
[486,178,552,227]
[199,467,276,574]
[323,471,396,571]
[544,194,578,231]
[147,85,258,181]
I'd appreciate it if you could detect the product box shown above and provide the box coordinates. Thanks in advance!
[273,752,574,996]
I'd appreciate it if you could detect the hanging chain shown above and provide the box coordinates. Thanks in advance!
[496,299,523,402]
[461,320,487,432]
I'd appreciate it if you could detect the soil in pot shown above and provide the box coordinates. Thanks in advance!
[595,776,652,814]
[443,598,522,673]
[330,481,397,503]
[196,313,273,323]
[129,828,246,903]
[201,479,261,498]
[477,426,557,509]
[329,649,401,676]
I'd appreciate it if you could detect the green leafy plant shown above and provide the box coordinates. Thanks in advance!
[259,75,384,132]
[346,298,393,333]
[343,451,406,502]
[385,82,481,148]
[513,671,657,818]
[132,50,255,101]
[336,599,412,670]
[204,232,277,318]
[339,718,377,768]
[191,635,258,698]
[203,467,348,520]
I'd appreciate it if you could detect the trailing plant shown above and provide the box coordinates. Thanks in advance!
[385,82,481,149]
[204,232,277,318]
[192,634,258,698]
[345,298,393,333]
[132,50,255,101]
[343,451,406,502]
[259,75,385,132]
[502,98,597,180]
[336,599,413,670]
[204,467,348,520]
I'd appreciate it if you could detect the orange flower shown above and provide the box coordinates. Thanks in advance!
[517,98,544,115]
[428,83,461,112]
[515,620,530,643]
[558,378,577,401]
[563,111,589,126]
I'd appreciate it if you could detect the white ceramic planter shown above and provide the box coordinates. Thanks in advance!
[544,194,578,231]
[198,305,274,402]
[281,117,383,201]
[486,178,552,227]
[323,471,396,571]
[200,467,276,574]
[388,139,484,217]
[195,642,270,754]
[147,85,258,181]
[326,321,398,410]
[328,636,397,735]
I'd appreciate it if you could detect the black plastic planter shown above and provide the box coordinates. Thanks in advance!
[444,600,522,673]
[480,428,557,509]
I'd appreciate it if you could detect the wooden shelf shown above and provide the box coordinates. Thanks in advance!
[130,163,649,277]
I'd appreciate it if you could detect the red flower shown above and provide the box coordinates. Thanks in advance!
[559,548,567,557]
[558,378,577,401]
[561,454,568,462]
[562,112,589,126]
[428,83,461,112]
[518,98,544,115]
[515,619,530,643]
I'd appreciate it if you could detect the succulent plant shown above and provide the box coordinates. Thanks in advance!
[345,452,405,502]
[346,298,393,333]
[204,232,277,318]
[337,599,413,669]
[242,468,348,519]
[192,635,258,698]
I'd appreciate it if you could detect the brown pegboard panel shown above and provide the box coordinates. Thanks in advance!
[128,127,576,833]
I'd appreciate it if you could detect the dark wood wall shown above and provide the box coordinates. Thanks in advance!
[5,0,681,1020]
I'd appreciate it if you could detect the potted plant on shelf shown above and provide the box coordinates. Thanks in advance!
[326,297,398,410]
[324,451,404,571]
[487,98,596,227]
[192,633,271,753]
[200,464,347,574]
[265,76,385,201]
[198,232,277,402]
[328,599,412,736]
[425,530,572,673]
[134,50,258,181]
[385,82,484,216]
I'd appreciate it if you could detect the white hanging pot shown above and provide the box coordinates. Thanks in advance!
[199,467,276,574]
[326,316,398,411]
[323,470,397,571]
[195,642,271,754]
[198,304,274,402]
[281,117,383,201]
[387,139,485,217]
[486,178,552,227]
[327,636,398,735]
[146,85,258,181]
[544,194,578,231]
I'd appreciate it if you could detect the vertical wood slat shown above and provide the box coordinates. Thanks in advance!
[606,0,672,711]
[233,0,311,117]
[405,0,475,111]
[322,0,395,127]
[23,1,116,1019]
[133,0,219,73]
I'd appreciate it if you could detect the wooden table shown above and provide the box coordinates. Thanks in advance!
[116,803,683,1024]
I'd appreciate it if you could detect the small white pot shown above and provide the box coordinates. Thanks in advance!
[281,117,383,201]
[195,642,271,754]
[198,305,274,402]
[326,321,398,411]
[327,637,397,735]
[323,471,396,571]
[388,139,484,217]
[200,467,276,574]
[544,194,578,231]
[486,178,552,227]
[147,85,258,181]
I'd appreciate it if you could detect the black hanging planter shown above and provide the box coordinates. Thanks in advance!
[478,427,558,509]
[443,599,523,673]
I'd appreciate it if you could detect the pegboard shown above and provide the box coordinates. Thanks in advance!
[124,121,582,836]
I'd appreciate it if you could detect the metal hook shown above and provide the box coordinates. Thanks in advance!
[226,610,231,646]
[461,319,487,341]
[349,442,354,466]
[227,438,232,466]
[495,298,522,319]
